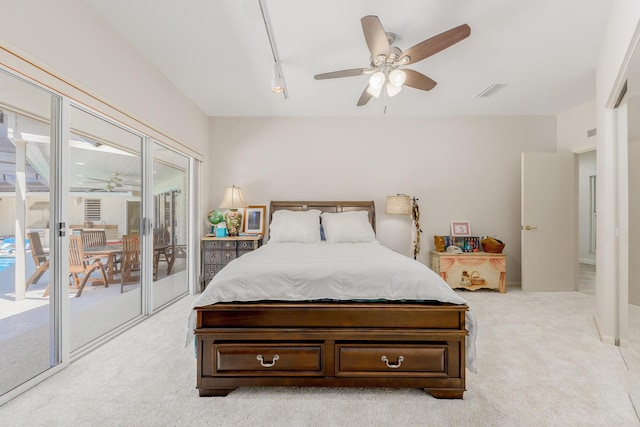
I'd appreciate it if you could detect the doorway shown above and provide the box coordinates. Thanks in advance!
[626,78,640,410]
[126,201,141,235]
[578,150,597,295]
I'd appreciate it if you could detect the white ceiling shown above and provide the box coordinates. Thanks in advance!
[82,0,612,117]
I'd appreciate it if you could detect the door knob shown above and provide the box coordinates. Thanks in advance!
[524,225,538,231]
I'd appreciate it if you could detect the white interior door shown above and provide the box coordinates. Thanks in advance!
[521,152,577,291]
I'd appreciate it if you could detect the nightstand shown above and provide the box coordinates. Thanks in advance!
[429,250,506,293]
[200,235,262,290]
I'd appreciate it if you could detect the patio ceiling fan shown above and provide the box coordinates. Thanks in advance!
[86,173,135,192]
[314,16,470,106]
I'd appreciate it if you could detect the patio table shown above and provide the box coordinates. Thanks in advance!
[84,244,122,285]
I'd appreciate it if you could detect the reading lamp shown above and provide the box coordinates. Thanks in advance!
[385,194,421,259]
[219,185,247,236]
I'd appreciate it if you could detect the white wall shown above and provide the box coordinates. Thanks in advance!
[0,0,211,257]
[209,116,557,285]
[0,199,12,237]
[557,101,598,266]
[557,100,597,152]
[595,0,640,343]
[0,195,54,234]
[0,0,209,158]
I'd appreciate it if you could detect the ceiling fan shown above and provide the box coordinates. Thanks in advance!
[85,173,131,192]
[314,16,470,106]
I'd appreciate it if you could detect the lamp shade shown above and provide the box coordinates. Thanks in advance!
[219,186,247,209]
[385,195,411,215]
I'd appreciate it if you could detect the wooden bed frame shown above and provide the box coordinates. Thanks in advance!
[195,201,468,399]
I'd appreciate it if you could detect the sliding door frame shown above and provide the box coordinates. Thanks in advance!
[0,58,200,405]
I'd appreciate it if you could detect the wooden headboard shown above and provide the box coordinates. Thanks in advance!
[269,201,376,233]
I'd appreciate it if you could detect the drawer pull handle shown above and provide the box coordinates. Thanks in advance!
[381,355,404,369]
[256,354,279,368]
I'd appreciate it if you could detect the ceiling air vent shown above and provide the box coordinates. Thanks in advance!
[476,83,507,98]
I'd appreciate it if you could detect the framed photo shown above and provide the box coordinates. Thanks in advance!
[451,221,471,237]
[244,205,266,235]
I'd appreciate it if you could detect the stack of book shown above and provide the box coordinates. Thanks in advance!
[444,236,481,252]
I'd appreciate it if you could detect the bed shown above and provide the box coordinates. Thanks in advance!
[191,201,476,399]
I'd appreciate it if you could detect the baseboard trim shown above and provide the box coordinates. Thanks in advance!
[594,315,617,345]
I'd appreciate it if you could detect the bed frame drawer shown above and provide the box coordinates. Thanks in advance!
[336,344,449,377]
[212,343,323,376]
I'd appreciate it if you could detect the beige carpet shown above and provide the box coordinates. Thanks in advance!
[1,289,638,426]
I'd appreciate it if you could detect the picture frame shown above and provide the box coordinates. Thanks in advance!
[451,221,471,237]
[243,205,266,235]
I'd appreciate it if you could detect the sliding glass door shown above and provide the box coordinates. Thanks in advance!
[0,63,196,404]
[0,69,60,396]
[68,106,144,353]
[151,142,190,309]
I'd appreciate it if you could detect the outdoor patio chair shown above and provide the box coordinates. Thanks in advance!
[26,232,49,290]
[121,234,141,292]
[153,228,175,280]
[80,229,106,248]
[81,229,120,273]
[67,235,108,297]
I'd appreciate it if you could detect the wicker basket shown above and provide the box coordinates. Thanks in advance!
[470,271,485,286]
[482,243,505,253]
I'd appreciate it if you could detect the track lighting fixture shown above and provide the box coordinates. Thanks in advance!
[271,63,285,94]
[259,0,288,98]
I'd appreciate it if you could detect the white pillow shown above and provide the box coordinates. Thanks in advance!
[269,209,322,243]
[321,211,375,243]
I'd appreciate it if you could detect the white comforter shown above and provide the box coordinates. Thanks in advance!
[189,241,477,372]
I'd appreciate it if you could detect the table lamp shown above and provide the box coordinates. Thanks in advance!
[219,185,247,236]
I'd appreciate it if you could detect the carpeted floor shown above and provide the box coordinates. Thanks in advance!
[1,288,638,426]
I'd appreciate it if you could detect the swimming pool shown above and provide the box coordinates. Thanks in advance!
[0,257,16,273]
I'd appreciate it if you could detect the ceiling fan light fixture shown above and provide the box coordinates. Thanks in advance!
[368,71,386,90]
[388,69,406,87]
[366,84,383,98]
[386,82,402,97]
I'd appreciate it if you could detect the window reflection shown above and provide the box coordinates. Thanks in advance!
[68,105,143,352]
[152,142,189,309]
[0,69,56,397]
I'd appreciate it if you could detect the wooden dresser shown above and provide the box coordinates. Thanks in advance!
[200,235,262,290]
[430,250,506,293]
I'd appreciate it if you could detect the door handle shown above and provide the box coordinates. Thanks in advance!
[523,225,538,231]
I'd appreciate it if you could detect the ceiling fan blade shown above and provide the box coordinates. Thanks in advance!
[357,86,373,106]
[399,24,470,65]
[361,15,390,59]
[402,69,437,91]
[314,68,367,80]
